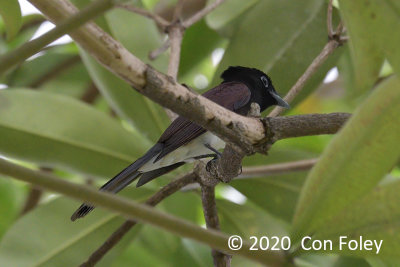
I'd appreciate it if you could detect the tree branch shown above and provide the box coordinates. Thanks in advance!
[182,0,225,28]
[201,185,231,267]
[28,0,270,154]
[29,55,81,88]
[0,157,284,265]
[0,0,115,75]
[81,172,197,267]
[267,40,341,117]
[116,3,170,30]
[239,158,318,179]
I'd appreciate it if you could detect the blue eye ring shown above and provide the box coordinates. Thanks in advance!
[261,76,269,87]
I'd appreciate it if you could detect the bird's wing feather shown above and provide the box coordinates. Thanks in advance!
[155,82,251,161]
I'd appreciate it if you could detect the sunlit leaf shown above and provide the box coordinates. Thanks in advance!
[214,0,342,109]
[292,75,400,242]
[0,89,150,178]
[0,188,154,267]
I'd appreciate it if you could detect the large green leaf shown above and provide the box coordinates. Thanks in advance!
[0,178,23,239]
[0,188,153,267]
[339,0,400,78]
[0,0,21,41]
[306,180,400,258]
[292,75,400,242]
[0,89,150,178]
[80,51,169,142]
[205,0,259,37]
[231,147,318,222]
[214,0,342,108]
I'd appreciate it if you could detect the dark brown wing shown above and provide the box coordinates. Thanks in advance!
[155,82,251,161]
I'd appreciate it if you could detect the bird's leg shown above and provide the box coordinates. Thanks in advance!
[204,144,222,173]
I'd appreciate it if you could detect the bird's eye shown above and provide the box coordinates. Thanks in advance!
[261,76,269,87]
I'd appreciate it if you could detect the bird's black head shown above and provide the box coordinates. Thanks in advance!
[221,66,290,111]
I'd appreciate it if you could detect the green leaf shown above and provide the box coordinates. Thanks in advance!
[105,6,168,70]
[217,199,288,238]
[0,178,23,239]
[0,89,150,178]
[214,0,342,108]
[339,0,400,79]
[205,0,259,37]
[292,75,400,242]
[80,51,169,142]
[231,147,317,222]
[338,0,385,93]
[0,0,22,41]
[0,188,153,267]
[308,180,400,257]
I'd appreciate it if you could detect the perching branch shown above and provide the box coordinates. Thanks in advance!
[0,158,284,265]
[0,0,115,75]
[81,172,197,267]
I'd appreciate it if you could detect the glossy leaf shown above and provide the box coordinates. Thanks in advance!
[292,76,400,241]
[214,0,342,108]
[205,0,259,37]
[80,51,169,142]
[307,180,400,257]
[339,0,400,78]
[0,178,22,239]
[0,188,153,267]
[0,89,150,178]
[231,147,318,222]
[0,0,21,41]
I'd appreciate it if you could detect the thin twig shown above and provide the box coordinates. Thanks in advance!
[116,3,169,30]
[183,0,226,28]
[149,38,170,60]
[80,82,100,104]
[20,185,43,215]
[0,0,115,75]
[172,0,186,21]
[81,172,197,267]
[149,0,226,60]
[29,55,81,88]
[327,0,334,38]
[239,158,318,179]
[167,25,183,80]
[267,40,340,117]
[201,185,231,267]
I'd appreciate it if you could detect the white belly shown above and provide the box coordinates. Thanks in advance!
[138,132,225,172]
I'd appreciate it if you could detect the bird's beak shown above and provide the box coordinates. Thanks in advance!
[270,91,290,109]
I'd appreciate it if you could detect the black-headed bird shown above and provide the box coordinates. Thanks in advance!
[71,66,289,221]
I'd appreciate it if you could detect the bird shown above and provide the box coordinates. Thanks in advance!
[71,66,290,221]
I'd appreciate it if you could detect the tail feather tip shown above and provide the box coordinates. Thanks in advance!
[70,204,94,222]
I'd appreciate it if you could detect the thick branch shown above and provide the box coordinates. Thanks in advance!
[0,158,284,265]
[29,0,264,153]
[0,0,115,75]
[201,185,231,267]
[265,113,351,141]
[82,172,197,267]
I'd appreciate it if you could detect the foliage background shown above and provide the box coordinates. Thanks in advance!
[0,0,399,266]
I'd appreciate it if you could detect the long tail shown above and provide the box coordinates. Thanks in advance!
[70,144,163,221]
